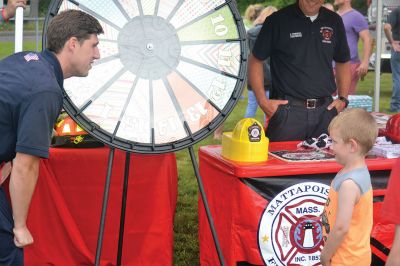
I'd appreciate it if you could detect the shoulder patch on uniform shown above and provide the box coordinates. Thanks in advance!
[24,52,39,62]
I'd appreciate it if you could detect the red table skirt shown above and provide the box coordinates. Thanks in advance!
[18,147,177,266]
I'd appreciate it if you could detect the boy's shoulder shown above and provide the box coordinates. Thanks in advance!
[333,167,371,195]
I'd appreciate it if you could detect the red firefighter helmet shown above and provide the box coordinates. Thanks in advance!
[385,113,400,143]
[52,114,103,148]
[55,116,88,137]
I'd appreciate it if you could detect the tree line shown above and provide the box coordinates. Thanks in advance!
[237,0,369,15]
[36,0,369,18]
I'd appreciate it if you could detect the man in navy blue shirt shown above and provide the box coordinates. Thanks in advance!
[0,10,103,265]
[249,0,351,141]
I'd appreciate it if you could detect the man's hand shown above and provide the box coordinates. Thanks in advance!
[1,162,12,185]
[327,99,346,113]
[3,0,26,20]
[13,226,34,248]
[260,99,288,118]
[392,41,400,52]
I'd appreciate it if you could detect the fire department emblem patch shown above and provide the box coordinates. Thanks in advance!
[258,182,330,266]
[320,27,333,43]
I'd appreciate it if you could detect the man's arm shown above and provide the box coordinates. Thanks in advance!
[386,225,400,266]
[384,23,400,52]
[356,29,372,78]
[328,62,350,112]
[248,54,287,118]
[9,152,39,247]
[320,180,360,266]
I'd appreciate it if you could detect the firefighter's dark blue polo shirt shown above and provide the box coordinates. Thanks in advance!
[0,50,63,266]
[252,4,350,100]
[0,50,63,163]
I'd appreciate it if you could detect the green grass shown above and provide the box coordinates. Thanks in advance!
[0,41,394,265]
[0,20,44,32]
[357,72,393,112]
[0,41,40,56]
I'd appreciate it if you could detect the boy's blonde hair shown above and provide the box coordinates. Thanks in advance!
[328,108,378,155]
[244,4,264,23]
[322,3,334,11]
[253,6,278,25]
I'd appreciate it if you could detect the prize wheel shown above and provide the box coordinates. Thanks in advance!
[43,0,247,154]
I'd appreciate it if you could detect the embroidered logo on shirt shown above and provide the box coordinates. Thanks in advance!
[320,27,333,43]
[24,52,39,62]
[289,32,302,38]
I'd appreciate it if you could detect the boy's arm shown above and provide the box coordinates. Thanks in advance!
[386,225,400,266]
[320,180,360,266]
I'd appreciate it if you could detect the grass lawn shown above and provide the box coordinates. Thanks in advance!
[0,42,394,265]
[0,41,39,55]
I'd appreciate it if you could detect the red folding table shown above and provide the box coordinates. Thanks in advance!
[199,142,396,265]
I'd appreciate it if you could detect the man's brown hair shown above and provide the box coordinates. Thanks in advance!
[46,10,103,53]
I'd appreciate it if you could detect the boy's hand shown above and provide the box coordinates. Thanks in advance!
[320,251,331,266]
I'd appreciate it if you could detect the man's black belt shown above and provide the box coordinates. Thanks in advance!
[286,96,331,109]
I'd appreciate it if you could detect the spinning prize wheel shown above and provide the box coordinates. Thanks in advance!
[43,1,247,264]
[43,0,247,154]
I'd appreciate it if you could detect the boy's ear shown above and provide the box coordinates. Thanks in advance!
[348,138,359,153]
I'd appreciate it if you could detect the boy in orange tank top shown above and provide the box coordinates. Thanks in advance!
[321,108,378,266]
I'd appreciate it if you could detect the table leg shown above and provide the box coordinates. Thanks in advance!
[189,146,226,266]
[117,152,131,266]
[95,148,115,266]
